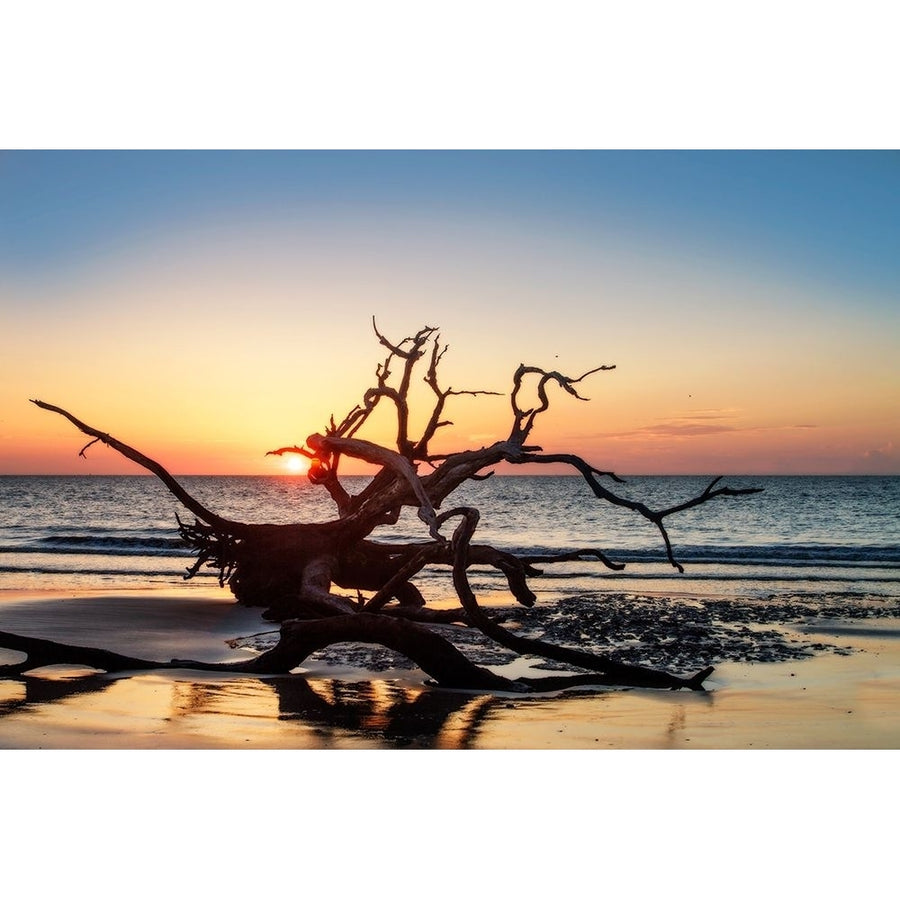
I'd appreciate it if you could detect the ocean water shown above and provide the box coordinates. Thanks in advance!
[0,475,898,601]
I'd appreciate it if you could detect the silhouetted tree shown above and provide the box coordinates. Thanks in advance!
[13,321,760,692]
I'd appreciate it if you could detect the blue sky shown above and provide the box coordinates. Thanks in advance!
[3,150,897,300]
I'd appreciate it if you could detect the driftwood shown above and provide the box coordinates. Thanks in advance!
[13,321,761,693]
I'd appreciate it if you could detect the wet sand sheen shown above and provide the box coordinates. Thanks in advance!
[2,588,900,749]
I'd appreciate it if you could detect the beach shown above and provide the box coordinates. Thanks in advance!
[3,586,899,749]
[4,133,900,897]
[3,470,899,749]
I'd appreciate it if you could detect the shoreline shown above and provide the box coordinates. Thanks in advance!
[2,587,900,749]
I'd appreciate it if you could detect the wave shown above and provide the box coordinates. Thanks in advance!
[492,543,900,566]
[498,571,900,584]
[1,561,893,587]
[0,534,192,557]
[0,564,215,578]
[1,535,899,566]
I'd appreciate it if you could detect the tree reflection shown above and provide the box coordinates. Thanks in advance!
[270,676,499,748]
[0,670,501,748]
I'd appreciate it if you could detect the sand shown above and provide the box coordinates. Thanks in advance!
[2,587,900,749]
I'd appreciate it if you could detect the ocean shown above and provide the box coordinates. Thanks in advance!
[1,474,898,602]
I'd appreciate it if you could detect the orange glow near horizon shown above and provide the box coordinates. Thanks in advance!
[4,343,897,477]
[1,153,898,477]
[0,304,897,477]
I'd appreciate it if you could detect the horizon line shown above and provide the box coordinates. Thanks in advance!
[1,472,897,479]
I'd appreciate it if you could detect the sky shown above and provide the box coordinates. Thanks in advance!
[1,149,898,475]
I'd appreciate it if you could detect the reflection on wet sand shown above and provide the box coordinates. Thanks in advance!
[664,703,688,748]
[7,627,899,748]
[0,669,502,749]
[271,677,499,748]
[1,670,111,713]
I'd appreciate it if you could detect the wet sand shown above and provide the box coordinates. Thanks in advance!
[2,588,900,749]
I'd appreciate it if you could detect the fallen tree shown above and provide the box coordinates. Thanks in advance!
[8,321,760,692]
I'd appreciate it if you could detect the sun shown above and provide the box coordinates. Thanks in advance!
[284,454,310,475]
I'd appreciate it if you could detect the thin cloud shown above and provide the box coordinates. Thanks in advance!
[641,423,736,437]
[863,441,896,460]
[601,408,740,441]
[599,416,819,442]
[668,408,740,422]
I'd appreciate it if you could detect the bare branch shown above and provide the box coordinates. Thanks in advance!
[509,363,615,443]
[266,444,315,459]
[78,436,102,458]
[372,316,437,360]
[447,389,503,398]
[309,433,442,540]
[508,450,761,572]
[436,505,712,690]
[364,545,435,612]
[521,548,626,571]
[31,400,240,534]
[413,338,501,457]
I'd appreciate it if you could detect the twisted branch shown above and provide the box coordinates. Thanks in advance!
[436,506,712,690]
[509,363,615,443]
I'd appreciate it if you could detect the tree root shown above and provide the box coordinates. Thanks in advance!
[0,611,712,692]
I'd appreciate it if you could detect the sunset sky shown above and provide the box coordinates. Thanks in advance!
[1,150,897,475]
